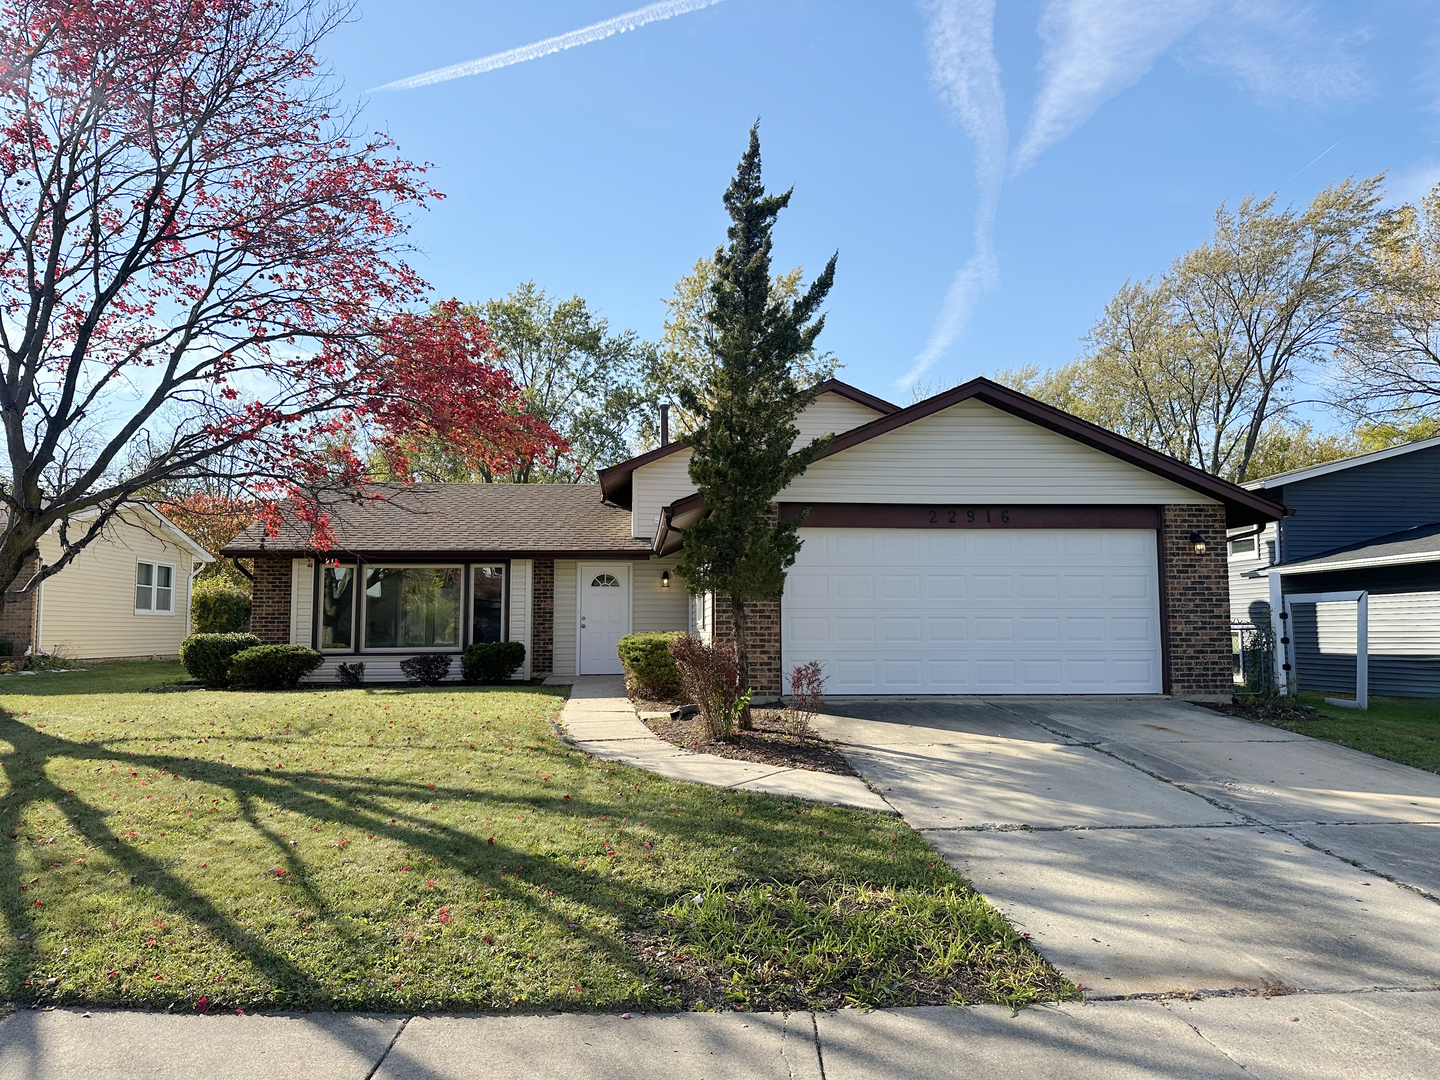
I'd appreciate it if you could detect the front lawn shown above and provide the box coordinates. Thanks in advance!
[0,662,1069,1013]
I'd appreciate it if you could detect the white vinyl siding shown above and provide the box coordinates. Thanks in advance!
[1228,521,1278,626]
[307,657,460,684]
[35,509,200,659]
[290,559,315,646]
[783,528,1164,695]
[792,391,886,444]
[509,559,532,679]
[628,392,888,538]
[553,559,578,676]
[781,399,1218,505]
[631,449,694,539]
[633,554,688,633]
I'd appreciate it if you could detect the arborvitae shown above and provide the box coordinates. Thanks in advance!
[675,123,837,726]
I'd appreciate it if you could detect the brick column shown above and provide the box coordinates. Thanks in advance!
[712,595,782,697]
[1161,504,1231,696]
[250,556,292,644]
[0,557,38,654]
[531,559,554,678]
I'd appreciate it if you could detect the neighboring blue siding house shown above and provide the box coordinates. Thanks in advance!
[1227,435,1440,699]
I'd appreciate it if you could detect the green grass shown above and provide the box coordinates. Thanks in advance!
[0,661,1070,1013]
[1269,692,1440,773]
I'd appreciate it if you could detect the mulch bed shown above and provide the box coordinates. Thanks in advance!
[1199,698,1321,725]
[640,706,856,776]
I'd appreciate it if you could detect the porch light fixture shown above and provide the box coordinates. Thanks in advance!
[661,570,671,588]
[1189,531,1207,554]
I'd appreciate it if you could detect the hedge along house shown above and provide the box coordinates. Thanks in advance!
[0,505,213,660]
[223,378,1286,696]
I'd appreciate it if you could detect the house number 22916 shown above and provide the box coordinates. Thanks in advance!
[927,507,1011,525]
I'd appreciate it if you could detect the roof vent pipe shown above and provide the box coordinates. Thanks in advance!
[659,403,671,447]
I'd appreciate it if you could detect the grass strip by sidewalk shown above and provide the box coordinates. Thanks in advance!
[0,662,1072,1013]
[1244,692,1440,774]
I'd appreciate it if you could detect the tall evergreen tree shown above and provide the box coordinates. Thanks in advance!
[675,124,836,725]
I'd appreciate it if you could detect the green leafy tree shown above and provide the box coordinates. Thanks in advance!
[377,284,650,483]
[641,257,838,447]
[1335,183,1440,423]
[674,125,836,727]
[999,178,1390,481]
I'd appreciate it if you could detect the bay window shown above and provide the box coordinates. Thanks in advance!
[363,566,462,649]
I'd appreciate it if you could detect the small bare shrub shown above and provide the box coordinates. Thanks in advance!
[788,661,827,723]
[669,633,748,740]
[336,662,365,688]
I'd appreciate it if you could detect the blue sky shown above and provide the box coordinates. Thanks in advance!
[328,1,1440,406]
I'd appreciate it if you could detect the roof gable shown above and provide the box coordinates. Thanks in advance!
[1247,434,1440,490]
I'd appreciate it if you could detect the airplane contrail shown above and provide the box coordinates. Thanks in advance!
[369,0,729,92]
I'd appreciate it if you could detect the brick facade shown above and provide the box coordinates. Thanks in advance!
[0,557,38,653]
[531,559,554,678]
[251,556,293,644]
[1161,503,1232,696]
[712,594,783,698]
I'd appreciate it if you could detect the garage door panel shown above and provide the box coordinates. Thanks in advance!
[783,528,1163,695]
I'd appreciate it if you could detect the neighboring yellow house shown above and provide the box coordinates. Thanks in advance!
[2,506,212,661]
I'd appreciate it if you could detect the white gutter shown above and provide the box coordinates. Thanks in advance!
[1273,549,1440,575]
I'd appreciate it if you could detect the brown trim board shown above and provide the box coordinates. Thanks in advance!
[779,503,1162,529]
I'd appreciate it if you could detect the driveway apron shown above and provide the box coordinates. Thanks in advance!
[811,697,1440,998]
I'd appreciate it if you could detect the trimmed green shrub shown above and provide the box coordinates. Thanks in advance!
[462,641,526,684]
[617,631,683,699]
[228,644,323,690]
[0,637,12,658]
[179,632,261,687]
[401,653,453,686]
[192,577,252,633]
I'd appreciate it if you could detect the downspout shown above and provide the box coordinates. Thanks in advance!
[230,558,254,582]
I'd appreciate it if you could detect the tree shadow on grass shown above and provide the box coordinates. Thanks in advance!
[0,708,699,1013]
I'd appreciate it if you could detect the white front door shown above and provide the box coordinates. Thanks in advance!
[579,563,631,675]
[782,528,1163,694]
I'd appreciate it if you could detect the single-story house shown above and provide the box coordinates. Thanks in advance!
[222,377,1284,696]
[0,505,214,660]
[1228,434,1440,698]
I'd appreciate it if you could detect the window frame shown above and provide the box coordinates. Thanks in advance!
[134,559,177,615]
[1228,536,1258,558]
[469,561,511,647]
[359,562,466,653]
[317,561,360,653]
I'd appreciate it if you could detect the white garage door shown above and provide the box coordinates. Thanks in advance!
[782,528,1163,695]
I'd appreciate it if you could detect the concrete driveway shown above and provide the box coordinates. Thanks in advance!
[811,697,1440,998]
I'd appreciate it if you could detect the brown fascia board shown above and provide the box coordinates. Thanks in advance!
[597,380,900,507]
[812,378,900,415]
[220,545,654,561]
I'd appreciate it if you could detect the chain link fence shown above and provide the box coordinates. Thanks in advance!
[1232,621,1279,697]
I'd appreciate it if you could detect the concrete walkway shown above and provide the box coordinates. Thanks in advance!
[811,696,1440,1000]
[4,992,1438,1079]
[553,676,892,812]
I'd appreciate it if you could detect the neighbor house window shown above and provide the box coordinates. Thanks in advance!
[363,566,462,649]
[321,564,356,650]
[472,564,506,644]
[1229,537,1256,557]
[135,561,174,613]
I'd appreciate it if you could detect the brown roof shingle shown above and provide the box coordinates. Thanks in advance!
[221,484,650,559]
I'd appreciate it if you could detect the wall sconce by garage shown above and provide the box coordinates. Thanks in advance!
[1189,532,1207,554]
[661,570,671,588]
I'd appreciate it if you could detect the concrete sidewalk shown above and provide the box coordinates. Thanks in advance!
[3,991,1437,1079]
[553,676,893,813]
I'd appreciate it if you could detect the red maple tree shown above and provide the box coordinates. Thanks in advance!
[0,0,562,602]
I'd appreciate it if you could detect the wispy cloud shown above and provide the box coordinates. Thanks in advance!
[1012,0,1213,174]
[900,0,1007,388]
[1186,1,1368,106]
[369,0,728,92]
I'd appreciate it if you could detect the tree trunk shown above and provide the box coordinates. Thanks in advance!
[729,592,753,731]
